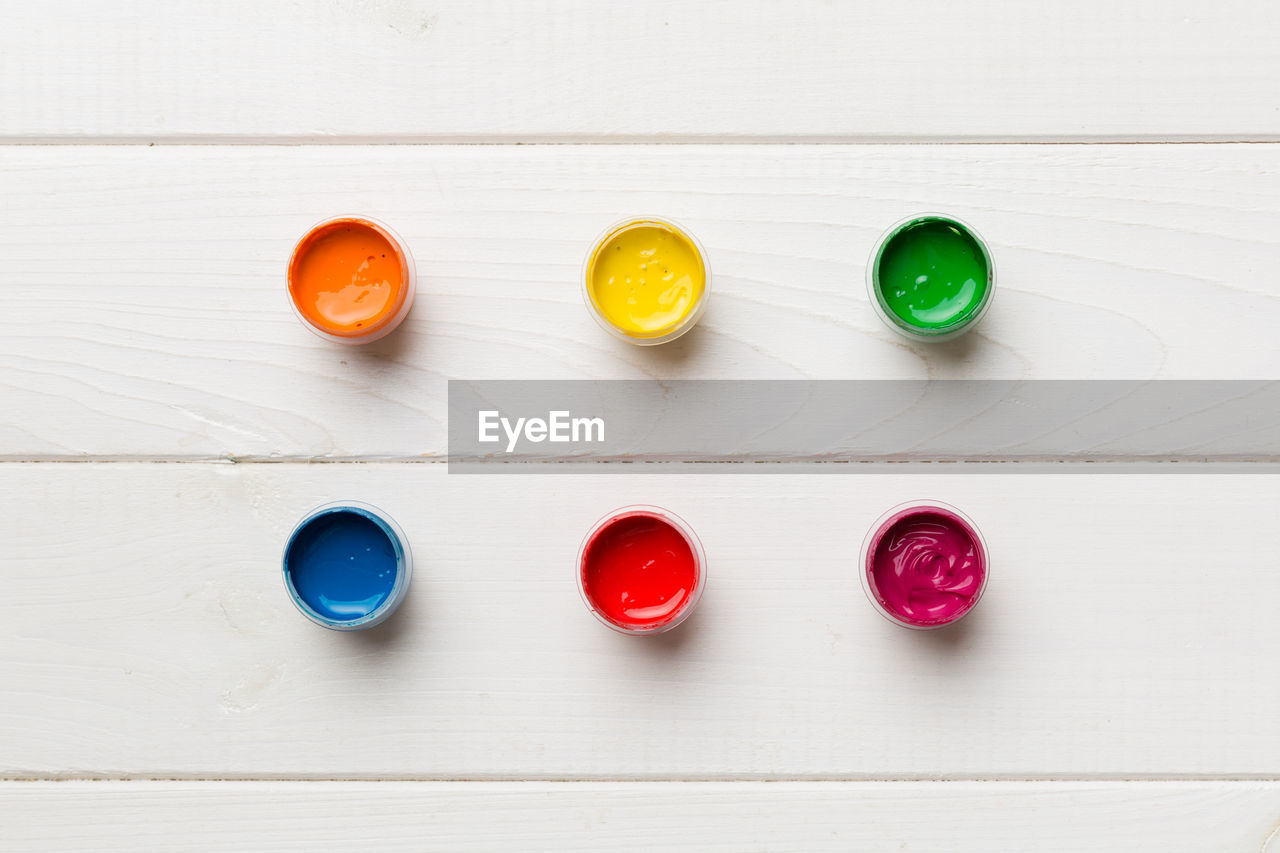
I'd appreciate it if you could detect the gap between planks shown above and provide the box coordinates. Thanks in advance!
[9,775,1280,783]
[5,138,1280,147]
[5,458,1280,468]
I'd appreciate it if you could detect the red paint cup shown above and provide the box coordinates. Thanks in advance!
[577,505,707,635]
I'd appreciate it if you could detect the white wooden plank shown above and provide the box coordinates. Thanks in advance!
[4,781,1279,852]
[3,1,1278,141]
[4,461,1279,778]
[2,144,1278,459]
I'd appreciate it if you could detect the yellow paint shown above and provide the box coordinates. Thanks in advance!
[586,220,706,339]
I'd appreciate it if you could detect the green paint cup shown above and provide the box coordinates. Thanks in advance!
[867,213,995,342]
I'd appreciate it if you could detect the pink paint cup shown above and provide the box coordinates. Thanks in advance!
[860,501,989,630]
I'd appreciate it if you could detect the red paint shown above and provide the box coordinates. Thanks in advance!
[865,504,987,628]
[580,510,701,633]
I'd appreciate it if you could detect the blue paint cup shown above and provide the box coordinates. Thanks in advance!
[282,501,413,631]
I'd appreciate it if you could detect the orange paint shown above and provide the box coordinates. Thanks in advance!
[288,218,412,340]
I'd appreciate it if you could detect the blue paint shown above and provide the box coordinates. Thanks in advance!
[283,504,409,630]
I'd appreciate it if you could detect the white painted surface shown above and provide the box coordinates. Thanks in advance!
[4,781,1280,852]
[3,2,1279,847]
[3,1,1278,142]
[2,145,1278,458]
[3,462,1279,778]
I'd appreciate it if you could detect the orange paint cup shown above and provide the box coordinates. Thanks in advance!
[287,216,416,344]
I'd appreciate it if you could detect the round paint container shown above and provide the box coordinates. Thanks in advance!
[860,500,988,630]
[582,217,711,345]
[577,505,707,635]
[283,501,413,631]
[287,215,417,344]
[866,214,995,341]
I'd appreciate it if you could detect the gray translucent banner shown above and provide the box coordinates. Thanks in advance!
[447,380,1280,472]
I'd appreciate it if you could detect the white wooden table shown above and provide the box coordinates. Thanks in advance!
[3,2,1280,850]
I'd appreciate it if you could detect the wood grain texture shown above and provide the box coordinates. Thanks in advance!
[3,1,1279,141]
[2,144,1278,459]
[4,781,1280,852]
[4,4,1279,848]
[4,461,1279,779]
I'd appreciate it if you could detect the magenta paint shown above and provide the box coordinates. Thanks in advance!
[860,501,988,629]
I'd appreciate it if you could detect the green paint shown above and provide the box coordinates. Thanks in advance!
[873,216,992,336]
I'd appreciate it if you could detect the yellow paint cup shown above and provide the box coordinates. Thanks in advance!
[582,217,711,345]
